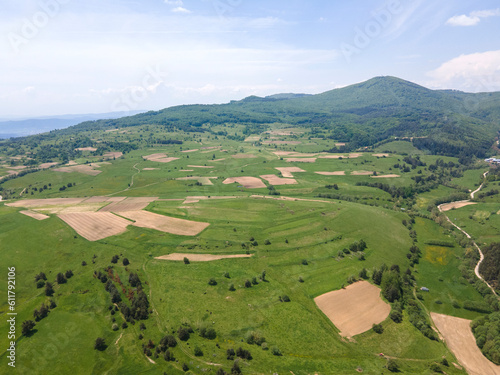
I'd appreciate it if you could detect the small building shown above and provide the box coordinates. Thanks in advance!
[485,158,500,164]
[420,287,430,292]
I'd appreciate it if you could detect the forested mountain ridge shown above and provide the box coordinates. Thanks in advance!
[4,76,500,158]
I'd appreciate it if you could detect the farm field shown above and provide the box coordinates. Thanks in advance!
[0,120,497,375]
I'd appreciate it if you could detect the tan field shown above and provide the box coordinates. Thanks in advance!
[371,174,400,178]
[335,143,346,146]
[431,313,500,375]
[54,164,102,176]
[143,153,179,163]
[39,162,59,169]
[181,149,199,153]
[315,171,346,176]
[58,212,131,241]
[275,167,306,178]
[318,155,345,159]
[7,166,27,170]
[119,210,209,236]
[285,158,317,163]
[351,171,374,176]
[244,136,261,142]
[273,151,297,156]
[231,154,257,159]
[75,147,97,151]
[177,177,217,185]
[99,197,157,212]
[372,153,391,157]
[143,168,159,171]
[223,177,266,189]
[103,152,123,159]
[83,196,126,204]
[260,174,298,185]
[188,165,214,169]
[440,201,477,212]
[179,169,194,172]
[19,210,50,220]
[155,253,253,261]
[262,141,302,145]
[181,196,238,204]
[314,281,390,338]
[7,198,86,208]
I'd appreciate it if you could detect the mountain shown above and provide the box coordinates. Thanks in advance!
[0,111,145,138]
[6,77,500,157]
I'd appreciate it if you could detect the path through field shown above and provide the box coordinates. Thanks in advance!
[437,171,497,296]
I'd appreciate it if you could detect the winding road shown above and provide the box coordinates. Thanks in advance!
[438,171,497,297]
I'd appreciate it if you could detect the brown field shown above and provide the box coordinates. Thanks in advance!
[244,136,261,142]
[260,175,298,185]
[6,166,27,170]
[75,147,97,152]
[335,143,346,147]
[83,196,126,204]
[275,167,306,178]
[119,210,209,236]
[318,155,345,159]
[231,154,257,159]
[182,196,238,204]
[143,153,179,163]
[19,210,50,220]
[273,151,296,156]
[348,153,363,158]
[177,177,217,185]
[53,164,102,176]
[58,212,131,241]
[99,197,157,212]
[179,169,194,172]
[262,141,302,145]
[181,149,199,153]
[39,162,58,169]
[143,168,159,171]
[351,171,374,176]
[223,177,266,189]
[440,201,477,212]
[209,158,226,162]
[315,171,346,176]
[372,153,391,157]
[6,198,86,208]
[431,313,500,375]
[285,158,317,163]
[187,165,214,169]
[371,174,400,178]
[314,281,391,338]
[155,253,253,261]
[103,152,123,159]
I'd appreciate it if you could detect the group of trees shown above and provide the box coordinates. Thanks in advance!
[471,312,500,364]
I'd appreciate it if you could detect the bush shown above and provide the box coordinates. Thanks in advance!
[164,350,175,361]
[208,278,217,286]
[123,258,130,266]
[94,337,107,351]
[429,363,442,373]
[301,259,308,265]
[56,273,67,284]
[244,280,252,288]
[182,363,189,371]
[280,295,290,302]
[224,271,230,278]
[194,346,203,356]
[36,280,45,289]
[390,310,402,323]
[112,323,119,331]
[372,323,383,334]
[387,359,399,372]
[229,283,236,291]
[22,320,36,336]
[183,257,190,264]
[271,346,282,356]
[178,327,190,341]
[264,239,271,245]
[111,255,119,264]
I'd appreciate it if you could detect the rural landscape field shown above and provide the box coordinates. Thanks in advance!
[1,76,500,374]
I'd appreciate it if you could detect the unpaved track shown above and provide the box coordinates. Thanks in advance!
[431,313,500,375]
[438,171,497,296]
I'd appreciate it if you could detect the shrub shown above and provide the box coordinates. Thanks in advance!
[264,239,271,245]
[224,271,230,278]
[226,348,235,360]
[164,350,175,361]
[229,284,236,291]
[429,363,442,373]
[301,259,308,265]
[280,295,290,302]
[65,270,73,279]
[236,347,252,360]
[372,323,383,334]
[178,327,190,341]
[111,255,119,264]
[112,323,119,331]
[387,359,399,372]
[94,337,106,351]
[183,257,190,264]
[56,273,67,284]
[182,363,189,371]
[208,278,217,286]
[271,346,282,356]
[36,280,45,289]
[251,277,258,285]
[244,280,252,288]
[123,258,130,266]
[22,320,36,336]
[298,276,304,283]
[194,346,203,356]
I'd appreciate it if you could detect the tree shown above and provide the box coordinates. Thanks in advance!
[372,323,383,334]
[111,255,119,263]
[45,282,54,296]
[208,278,217,286]
[231,360,242,374]
[244,280,252,288]
[182,363,189,371]
[229,283,236,291]
[194,346,203,356]
[387,359,399,372]
[122,258,130,266]
[94,337,107,351]
[183,257,190,264]
[81,261,87,266]
[178,327,190,341]
[65,270,73,279]
[22,320,36,336]
[359,268,368,279]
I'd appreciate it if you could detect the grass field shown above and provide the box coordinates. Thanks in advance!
[0,127,492,374]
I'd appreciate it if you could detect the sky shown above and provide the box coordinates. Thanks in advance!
[1,0,500,118]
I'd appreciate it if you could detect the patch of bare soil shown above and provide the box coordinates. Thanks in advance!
[99,197,157,212]
[285,158,317,163]
[431,313,500,375]
[58,212,131,241]
[314,281,390,338]
[143,153,179,163]
[231,154,257,159]
[19,210,50,220]
[187,165,214,169]
[260,175,298,185]
[75,147,97,152]
[177,177,217,185]
[54,164,102,176]
[315,171,346,176]
[371,174,400,178]
[155,253,253,261]
[275,167,306,178]
[440,201,477,212]
[223,177,266,189]
[351,171,374,176]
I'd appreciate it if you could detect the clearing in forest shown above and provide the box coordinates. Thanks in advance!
[314,281,390,338]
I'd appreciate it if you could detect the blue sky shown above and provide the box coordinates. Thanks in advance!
[1,0,500,117]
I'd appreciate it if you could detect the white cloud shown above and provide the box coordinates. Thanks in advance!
[164,0,183,5]
[427,50,500,92]
[172,6,191,14]
[446,8,500,26]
